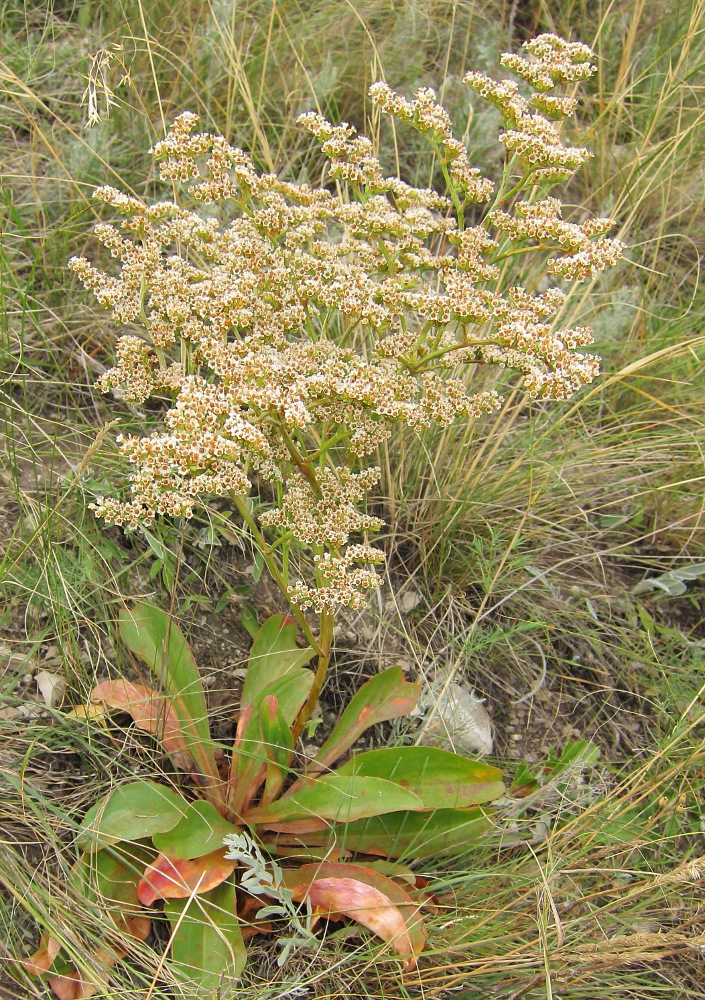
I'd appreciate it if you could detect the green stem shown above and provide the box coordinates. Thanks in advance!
[231,493,323,657]
[278,425,324,498]
[291,610,334,742]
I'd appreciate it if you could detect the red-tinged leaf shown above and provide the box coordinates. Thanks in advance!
[258,670,315,727]
[152,800,239,859]
[91,679,186,755]
[76,781,187,852]
[244,774,423,831]
[229,673,312,813]
[47,945,115,1000]
[304,668,421,776]
[241,615,315,712]
[259,695,294,807]
[108,915,152,959]
[123,915,151,941]
[234,695,295,813]
[335,746,505,808]
[164,878,246,987]
[119,603,221,791]
[284,862,426,970]
[22,933,61,975]
[238,895,274,939]
[138,849,236,905]
[48,971,82,1000]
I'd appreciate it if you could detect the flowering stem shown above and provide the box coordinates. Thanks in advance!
[231,493,323,657]
[291,609,334,741]
[278,425,324,499]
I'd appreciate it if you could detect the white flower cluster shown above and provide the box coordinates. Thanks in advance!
[465,33,598,180]
[71,34,624,612]
[367,83,495,203]
[491,198,625,280]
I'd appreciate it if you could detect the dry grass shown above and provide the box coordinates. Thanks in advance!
[1,0,704,997]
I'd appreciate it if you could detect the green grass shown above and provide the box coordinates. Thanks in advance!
[1,0,705,997]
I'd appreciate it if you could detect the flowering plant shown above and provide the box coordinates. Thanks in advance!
[69,32,623,720]
[23,34,628,992]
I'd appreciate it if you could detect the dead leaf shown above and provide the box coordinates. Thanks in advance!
[286,862,427,970]
[0,646,34,675]
[385,589,423,614]
[0,706,23,720]
[21,933,61,975]
[108,915,152,958]
[306,878,418,968]
[91,679,187,755]
[66,703,107,721]
[36,670,67,709]
[138,849,236,905]
[48,955,111,1000]
[48,971,82,1000]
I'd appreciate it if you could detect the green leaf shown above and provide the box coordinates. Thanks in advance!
[152,801,240,860]
[77,781,187,851]
[257,669,315,727]
[545,740,601,782]
[244,775,423,831]
[309,667,421,771]
[165,877,246,989]
[259,695,294,806]
[73,841,155,918]
[119,602,221,789]
[241,615,315,711]
[287,807,493,860]
[633,561,705,597]
[147,557,163,581]
[252,549,265,583]
[240,603,260,639]
[335,746,505,808]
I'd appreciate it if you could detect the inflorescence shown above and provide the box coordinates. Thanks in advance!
[72,34,624,613]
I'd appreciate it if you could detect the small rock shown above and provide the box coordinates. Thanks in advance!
[0,648,33,675]
[35,670,67,708]
[398,589,422,614]
[419,682,494,756]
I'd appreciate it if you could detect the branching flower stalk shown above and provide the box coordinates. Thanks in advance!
[72,34,624,716]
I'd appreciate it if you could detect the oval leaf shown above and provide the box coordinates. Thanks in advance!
[152,800,240,860]
[274,807,493,860]
[244,775,423,831]
[284,862,426,970]
[138,849,236,905]
[241,615,315,711]
[306,667,421,773]
[75,842,155,912]
[335,746,505,808]
[164,878,246,988]
[76,781,187,851]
